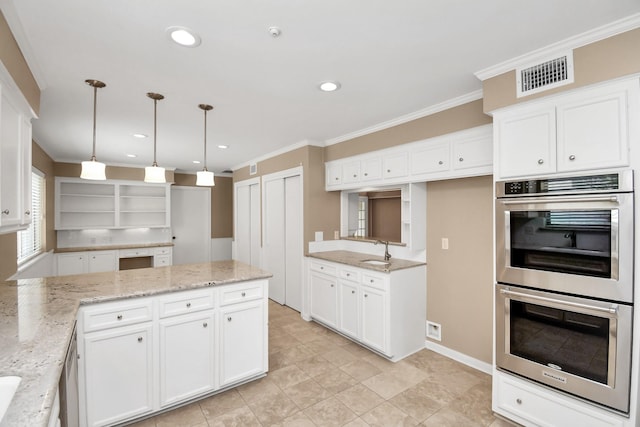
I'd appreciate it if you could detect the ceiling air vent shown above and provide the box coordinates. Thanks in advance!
[516,51,574,98]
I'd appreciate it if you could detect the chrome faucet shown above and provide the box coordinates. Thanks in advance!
[375,240,391,261]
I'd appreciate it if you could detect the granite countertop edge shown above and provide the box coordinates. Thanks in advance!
[0,261,271,427]
[307,250,426,272]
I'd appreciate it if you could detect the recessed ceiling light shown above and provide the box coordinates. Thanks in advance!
[126,154,137,158]
[132,133,147,139]
[319,81,341,92]
[193,160,201,164]
[218,145,228,149]
[167,26,201,47]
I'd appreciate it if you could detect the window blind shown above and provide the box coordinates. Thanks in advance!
[17,169,45,263]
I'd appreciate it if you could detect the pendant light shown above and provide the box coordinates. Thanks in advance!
[144,92,166,183]
[196,104,215,187]
[80,79,107,180]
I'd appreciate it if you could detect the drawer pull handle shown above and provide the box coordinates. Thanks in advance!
[227,317,232,322]
[346,273,350,277]
[186,302,192,308]
[364,294,368,298]
[335,177,339,181]
[516,398,522,405]
[458,157,464,162]
[351,290,355,294]
[330,284,334,288]
[25,210,31,215]
[537,158,544,165]
[438,160,443,165]
[387,169,391,173]
[117,315,123,320]
[2,209,9,215]
[569,154,576,161]
[370,279,374,283]
[137,337,143,343]
[241,292,246,297]
[203,322,208,328]
[364,173,368,176]
[353,174,357,178]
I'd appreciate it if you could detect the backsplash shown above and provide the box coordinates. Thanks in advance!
[57,228,172,249]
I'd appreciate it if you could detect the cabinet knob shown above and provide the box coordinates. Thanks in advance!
[370,279,374,283]
[203,322,208,328]
[387,169,391,173]
[351,290,355,294]
[364,173,368,176]
[1,209,9,215]
[227,316,232,322]
[117,315,123,320]
[537,159,544,165]
[330,284,334,288]
[25,210,31,215]
[241,292,246,297]
[137,337,143,343]
[438,160,443,165]
[364,294,368,298]
[569,155,576,161]
[353,174,357,178]
[458,157,464,162]
[516,398,522,405]
[346,273,350,277]
[186,302,191,308]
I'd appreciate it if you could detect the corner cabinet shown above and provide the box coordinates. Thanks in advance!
[77,280,268,427]
[308,258,425,361]
[494,77,639,179]
[325,124,492,191]
[0,69,36,234]
[55,178,171,230]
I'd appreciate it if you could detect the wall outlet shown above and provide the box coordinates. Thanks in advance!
[315,231,323,242]
[441,237,449,250]
[334,230,339,240]
[426,320,442,341]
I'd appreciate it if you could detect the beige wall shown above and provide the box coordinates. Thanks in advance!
[483,28,640,112]
[325,99,491,161]
[426,175,494,364]
[174,173,233,238]
[234,145,341,254]
[0,11,40,114]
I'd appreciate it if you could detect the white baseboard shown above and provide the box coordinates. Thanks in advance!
[425,340,492,375]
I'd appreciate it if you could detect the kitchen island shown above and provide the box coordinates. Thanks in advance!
[0,260,271,427]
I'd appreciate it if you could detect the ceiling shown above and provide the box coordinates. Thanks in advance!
[3,0,640,175]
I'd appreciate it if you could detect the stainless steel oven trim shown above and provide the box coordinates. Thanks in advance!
[496,284,632,413]
[496,191,633,303]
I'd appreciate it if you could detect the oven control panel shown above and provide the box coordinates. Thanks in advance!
[503,180,540,195]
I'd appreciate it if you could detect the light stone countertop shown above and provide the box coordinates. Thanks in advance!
[0,260,271,427]
[55,242,174,253]
[307,250,425,272]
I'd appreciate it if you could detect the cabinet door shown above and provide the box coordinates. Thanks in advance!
[338,281,359,339]
[19,117,32,227]
[383,152,409,179]
[0,93,24,230]
[411,142,450,176]
[309,272,338,327]
[361,286,388,355]
[361,157,382,182]
[219,301,266,387]
[496,107,556,178]
[325,164,342,189]
[452,136,493,171]
[82,323,153,427]
[342,161,361,184]
[88,251,117,273]
[159,311,216,407]
[557,88,630,172]
[57,253,88,276]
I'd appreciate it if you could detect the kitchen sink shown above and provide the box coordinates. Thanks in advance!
[361,259,390,266]
[0,376,21,422]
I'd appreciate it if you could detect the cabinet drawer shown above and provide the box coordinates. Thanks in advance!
[362,274,386,290]
[120,248,152,258]
[82,299,153,332]
[309,261,337,276]
[220,282,264,306]
[154,247,172,256]
[157,289,215,318]
[339,268,360,283]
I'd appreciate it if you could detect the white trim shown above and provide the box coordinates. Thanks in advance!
[475,13,640,81]
[0,0,48,90]
[425,340,492,375]
[325,90,484,146]
[231,139,324,171]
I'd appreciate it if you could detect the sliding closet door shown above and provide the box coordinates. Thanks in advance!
[284,175,302,311]
[234,179,260,267]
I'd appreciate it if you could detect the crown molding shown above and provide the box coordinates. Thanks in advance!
[0,0,48,89]
[475,12,640,81]
[231,139,324,171]
[324,89,483,146]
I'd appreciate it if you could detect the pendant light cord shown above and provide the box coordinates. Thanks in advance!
[91,84,98,161]
[203,108,208,171]
[152,97,158,167]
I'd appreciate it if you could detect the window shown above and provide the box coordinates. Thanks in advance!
[355,196,368,237]
[17,169,45,263]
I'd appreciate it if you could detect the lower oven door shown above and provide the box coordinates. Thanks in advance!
[496,284,632,413]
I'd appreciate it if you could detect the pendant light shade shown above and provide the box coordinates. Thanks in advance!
[144,92,166,183]
[195,103,215,187]
[80,79,107,180]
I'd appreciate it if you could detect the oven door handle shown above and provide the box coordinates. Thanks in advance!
[500,289,618,314]
[500,195,620,205]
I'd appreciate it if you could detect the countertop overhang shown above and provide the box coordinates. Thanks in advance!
[307,250,425,272]
[0,261,271,427]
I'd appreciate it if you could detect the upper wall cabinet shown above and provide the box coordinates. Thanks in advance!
[0,66,36,234]
[55,177,171,230]
[494,77,639,179]
[325,125,492,191]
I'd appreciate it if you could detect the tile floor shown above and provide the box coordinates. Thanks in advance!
[130,300,515,427]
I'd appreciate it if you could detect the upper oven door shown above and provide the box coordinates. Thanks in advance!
[496,192,633,303]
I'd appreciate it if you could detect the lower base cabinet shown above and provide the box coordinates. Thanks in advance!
[77,280,268,427]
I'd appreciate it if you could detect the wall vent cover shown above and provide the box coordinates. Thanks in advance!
[249,163,257,175]
[516,51,574,98]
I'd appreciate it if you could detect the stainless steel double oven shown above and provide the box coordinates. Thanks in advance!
[495,170,634,414]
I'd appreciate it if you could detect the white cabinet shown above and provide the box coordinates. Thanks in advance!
[55,178,171,230]
[382,152,409,179]
[309,262,338,328]
[495,78,638,179]
[56,250,117,276]
[0,81,34,234]
[326,163,343,189]
[411,141,450,175]
[153,247,173,267]
[307,258,425,361]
